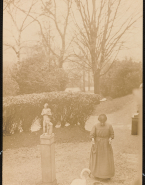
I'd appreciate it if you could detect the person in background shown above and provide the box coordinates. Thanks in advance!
[89,114,115,179]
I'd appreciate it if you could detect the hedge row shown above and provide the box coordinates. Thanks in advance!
[3,92,100,134]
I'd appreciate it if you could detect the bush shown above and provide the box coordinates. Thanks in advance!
[100,58,142,98]
[3,92,100,134]
[11,54,68,94]
[3,66,19,97]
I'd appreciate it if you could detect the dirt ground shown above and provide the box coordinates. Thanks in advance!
[3,94,140,185]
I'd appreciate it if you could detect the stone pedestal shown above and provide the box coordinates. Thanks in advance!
[40,133,57,185]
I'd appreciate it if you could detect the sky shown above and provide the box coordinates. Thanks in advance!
[3,0,143,68]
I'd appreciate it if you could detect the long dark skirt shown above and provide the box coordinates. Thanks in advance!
[89,139,115,179]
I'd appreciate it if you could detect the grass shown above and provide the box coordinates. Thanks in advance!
[3,128,139,185]
[92,94,134,116]
[3,93,139,185]
[3,126,90,151]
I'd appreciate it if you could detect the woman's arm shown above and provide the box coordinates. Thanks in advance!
[90,125,96,140]
[109,124,114,139]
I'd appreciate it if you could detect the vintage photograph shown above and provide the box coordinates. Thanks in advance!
[3,0,142,185]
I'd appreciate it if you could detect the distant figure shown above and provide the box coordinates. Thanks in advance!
[41,103,53,135]
[89,114,115,179]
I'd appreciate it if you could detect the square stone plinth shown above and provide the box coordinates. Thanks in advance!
[40,133,55,145]
[40,133,56,184]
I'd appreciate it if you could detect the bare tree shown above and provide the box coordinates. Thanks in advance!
[65,62,83,89]
[36,19,56,70]
[12,0,73,68]
[3,0,10,11]
[72,0,142,94]
[40,0,73,68]
[3,0,38,65]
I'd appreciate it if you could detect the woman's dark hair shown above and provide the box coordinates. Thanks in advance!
[98,114,107,123]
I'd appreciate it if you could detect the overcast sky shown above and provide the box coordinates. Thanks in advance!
[3,0,142,68]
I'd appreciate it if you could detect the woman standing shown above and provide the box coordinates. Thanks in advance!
[89,114,115,179]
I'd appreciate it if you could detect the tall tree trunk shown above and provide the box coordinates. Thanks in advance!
[88,69,90,91]
[82,68,85,92]
[48,21,51,71]
[58,56,63,68]
[94,70,100,94]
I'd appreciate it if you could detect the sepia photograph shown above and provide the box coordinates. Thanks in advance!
[3,0,142,185]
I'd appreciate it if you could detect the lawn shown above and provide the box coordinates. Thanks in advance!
[3,94,139,185]
[92,94,135,116]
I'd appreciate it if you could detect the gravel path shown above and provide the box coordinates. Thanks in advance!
[86,94,137,131]
[3,96,139,185]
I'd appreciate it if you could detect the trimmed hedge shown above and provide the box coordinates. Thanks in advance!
[3,92,100,134]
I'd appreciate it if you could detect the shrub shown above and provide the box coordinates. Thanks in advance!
[11,54,68,94]
[100,58,142,98]
[3,92,100,134]
[3,66,19,97]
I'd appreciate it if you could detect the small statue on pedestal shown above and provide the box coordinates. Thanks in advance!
[41,103,53,136]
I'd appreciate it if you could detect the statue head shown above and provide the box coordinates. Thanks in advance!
[44,103,49,108]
